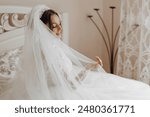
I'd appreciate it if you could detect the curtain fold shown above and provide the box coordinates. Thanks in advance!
[117,0,150,85]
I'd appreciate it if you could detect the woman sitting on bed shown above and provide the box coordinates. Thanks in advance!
[0,5,150,100]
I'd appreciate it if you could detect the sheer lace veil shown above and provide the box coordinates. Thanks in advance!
[21,5,105,99]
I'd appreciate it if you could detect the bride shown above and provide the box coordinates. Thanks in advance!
[0,5,150,100]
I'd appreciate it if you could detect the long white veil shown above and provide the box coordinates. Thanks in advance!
[1,5,105,100]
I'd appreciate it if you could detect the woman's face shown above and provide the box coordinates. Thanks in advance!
[50,14,62,38]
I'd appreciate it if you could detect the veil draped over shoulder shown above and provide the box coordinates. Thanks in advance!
[17,5,105,99]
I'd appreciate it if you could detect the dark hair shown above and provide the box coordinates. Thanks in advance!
[40,9,59,30]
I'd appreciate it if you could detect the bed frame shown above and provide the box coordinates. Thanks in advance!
[0,6,31,53]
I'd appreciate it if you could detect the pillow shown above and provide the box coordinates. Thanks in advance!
[0,47,22,79]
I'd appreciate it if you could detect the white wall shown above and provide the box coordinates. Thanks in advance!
[0,0,121,72]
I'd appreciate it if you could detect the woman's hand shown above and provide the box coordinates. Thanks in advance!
[95,56,103,67]
[85,56,103,70]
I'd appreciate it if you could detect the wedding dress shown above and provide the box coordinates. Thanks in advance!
[0,5,150,100]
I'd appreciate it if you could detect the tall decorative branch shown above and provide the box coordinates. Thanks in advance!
[87,6,139,74]
[94,8,111,50]
[87,15,110,60]
[110,6,115,74]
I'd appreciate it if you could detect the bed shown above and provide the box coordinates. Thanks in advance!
[0,6,69,92]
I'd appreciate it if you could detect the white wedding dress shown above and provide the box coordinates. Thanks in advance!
[0,5,150,100]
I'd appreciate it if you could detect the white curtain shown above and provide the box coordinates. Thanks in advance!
[117,0,150,85]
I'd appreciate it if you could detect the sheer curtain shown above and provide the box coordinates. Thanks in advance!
[117,0,150,85]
